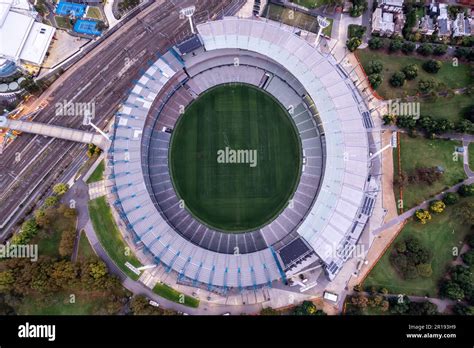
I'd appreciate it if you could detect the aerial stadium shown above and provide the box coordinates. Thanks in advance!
[108,16,377,293]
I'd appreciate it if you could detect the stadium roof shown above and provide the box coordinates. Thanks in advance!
[19,22,56,65]
[0,1,55,65]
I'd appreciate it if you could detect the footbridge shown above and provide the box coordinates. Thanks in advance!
[0,116,109,149]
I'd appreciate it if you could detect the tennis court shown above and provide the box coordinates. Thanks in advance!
[55,1,86,17]
[74,20,102,36]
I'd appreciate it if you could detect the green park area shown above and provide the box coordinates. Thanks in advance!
[77,230,96,261]
[153,283,200,308]
[364,196,474,297]
[88,197,142,280]
[357,49,472,99]
[419,94,473,123]
[394,134,466,210]
[86,160,105,184]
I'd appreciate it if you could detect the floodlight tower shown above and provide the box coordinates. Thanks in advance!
[316,16,330,45]
[180,6,196,34]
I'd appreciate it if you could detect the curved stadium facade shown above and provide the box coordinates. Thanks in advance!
[109,17,377,291]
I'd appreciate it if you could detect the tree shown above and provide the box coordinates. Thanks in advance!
[456,119,474,133]
[350,295,369,309]
[450,265,472,287]
[389,38,403,52]
[415,209,431,224]
[53,183,69,196]
[458,184,474,197]
[396,115,417,129]
[454,47,473,61]
[402,64,418,80]
[417,43,433,56]
[19,77,42,94]
[44,195,60,208]
[418,78,437,93]
[429,200,446,214]
[401,41,416,54]
[423,59,442,73]
[368,74,383,89]
[34,209,49,227]
[87,144,101,158]
[368,37,384,50]
[461,250,474,266]
[408,301,438,315]
[395,241,407,253]
[455,202,474,225]
[464,105,474,123]
[367,60,384,74]
[453,303,474,315]
[390,296,410,314]
[467,234,474,249]
[390,71,406,87]
[440,280,465,300]
[443,192,459,205]
[0,271,15,292]
[348,24,366,39]
[293,301,326,315]
[350,0,368,17]
[346,37,362,52]
[433,44,448,56]
[416,263,433,278]
[383,114,396,125]
[130,295,166,315]
[11,219,38,245]
[89,261,108,280]
[59,229,76,257]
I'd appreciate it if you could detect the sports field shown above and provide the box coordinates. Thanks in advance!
[169,84,302,233]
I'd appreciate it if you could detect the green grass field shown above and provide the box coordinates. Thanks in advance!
[290,0,326,9]
[364,196,474,296]
[54,16,72,30]
[394,134,466,210]
[88,197,142,280]
[77,230,96,261]
[420,94,473,122]
[86,6,102,20]
[153,283,200,308]
[86,160,105,184]
[264,3,333,36]
[169,84,302,232]
[356,49,473,100]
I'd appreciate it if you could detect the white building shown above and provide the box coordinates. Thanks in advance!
[0,0,55,66]
[371,0,405,35]
[453,13,471,37]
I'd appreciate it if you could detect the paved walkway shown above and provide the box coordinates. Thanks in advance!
[104,0,121,27]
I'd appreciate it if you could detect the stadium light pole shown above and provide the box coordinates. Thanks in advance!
[316,16,330,45]
[180,6,196,34]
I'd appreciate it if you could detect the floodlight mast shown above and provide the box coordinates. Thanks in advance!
[180,6,196,34]
[316,16,330,44]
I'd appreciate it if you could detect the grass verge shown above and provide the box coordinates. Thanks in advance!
[88,197,142,280]
[153,283,200,308]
